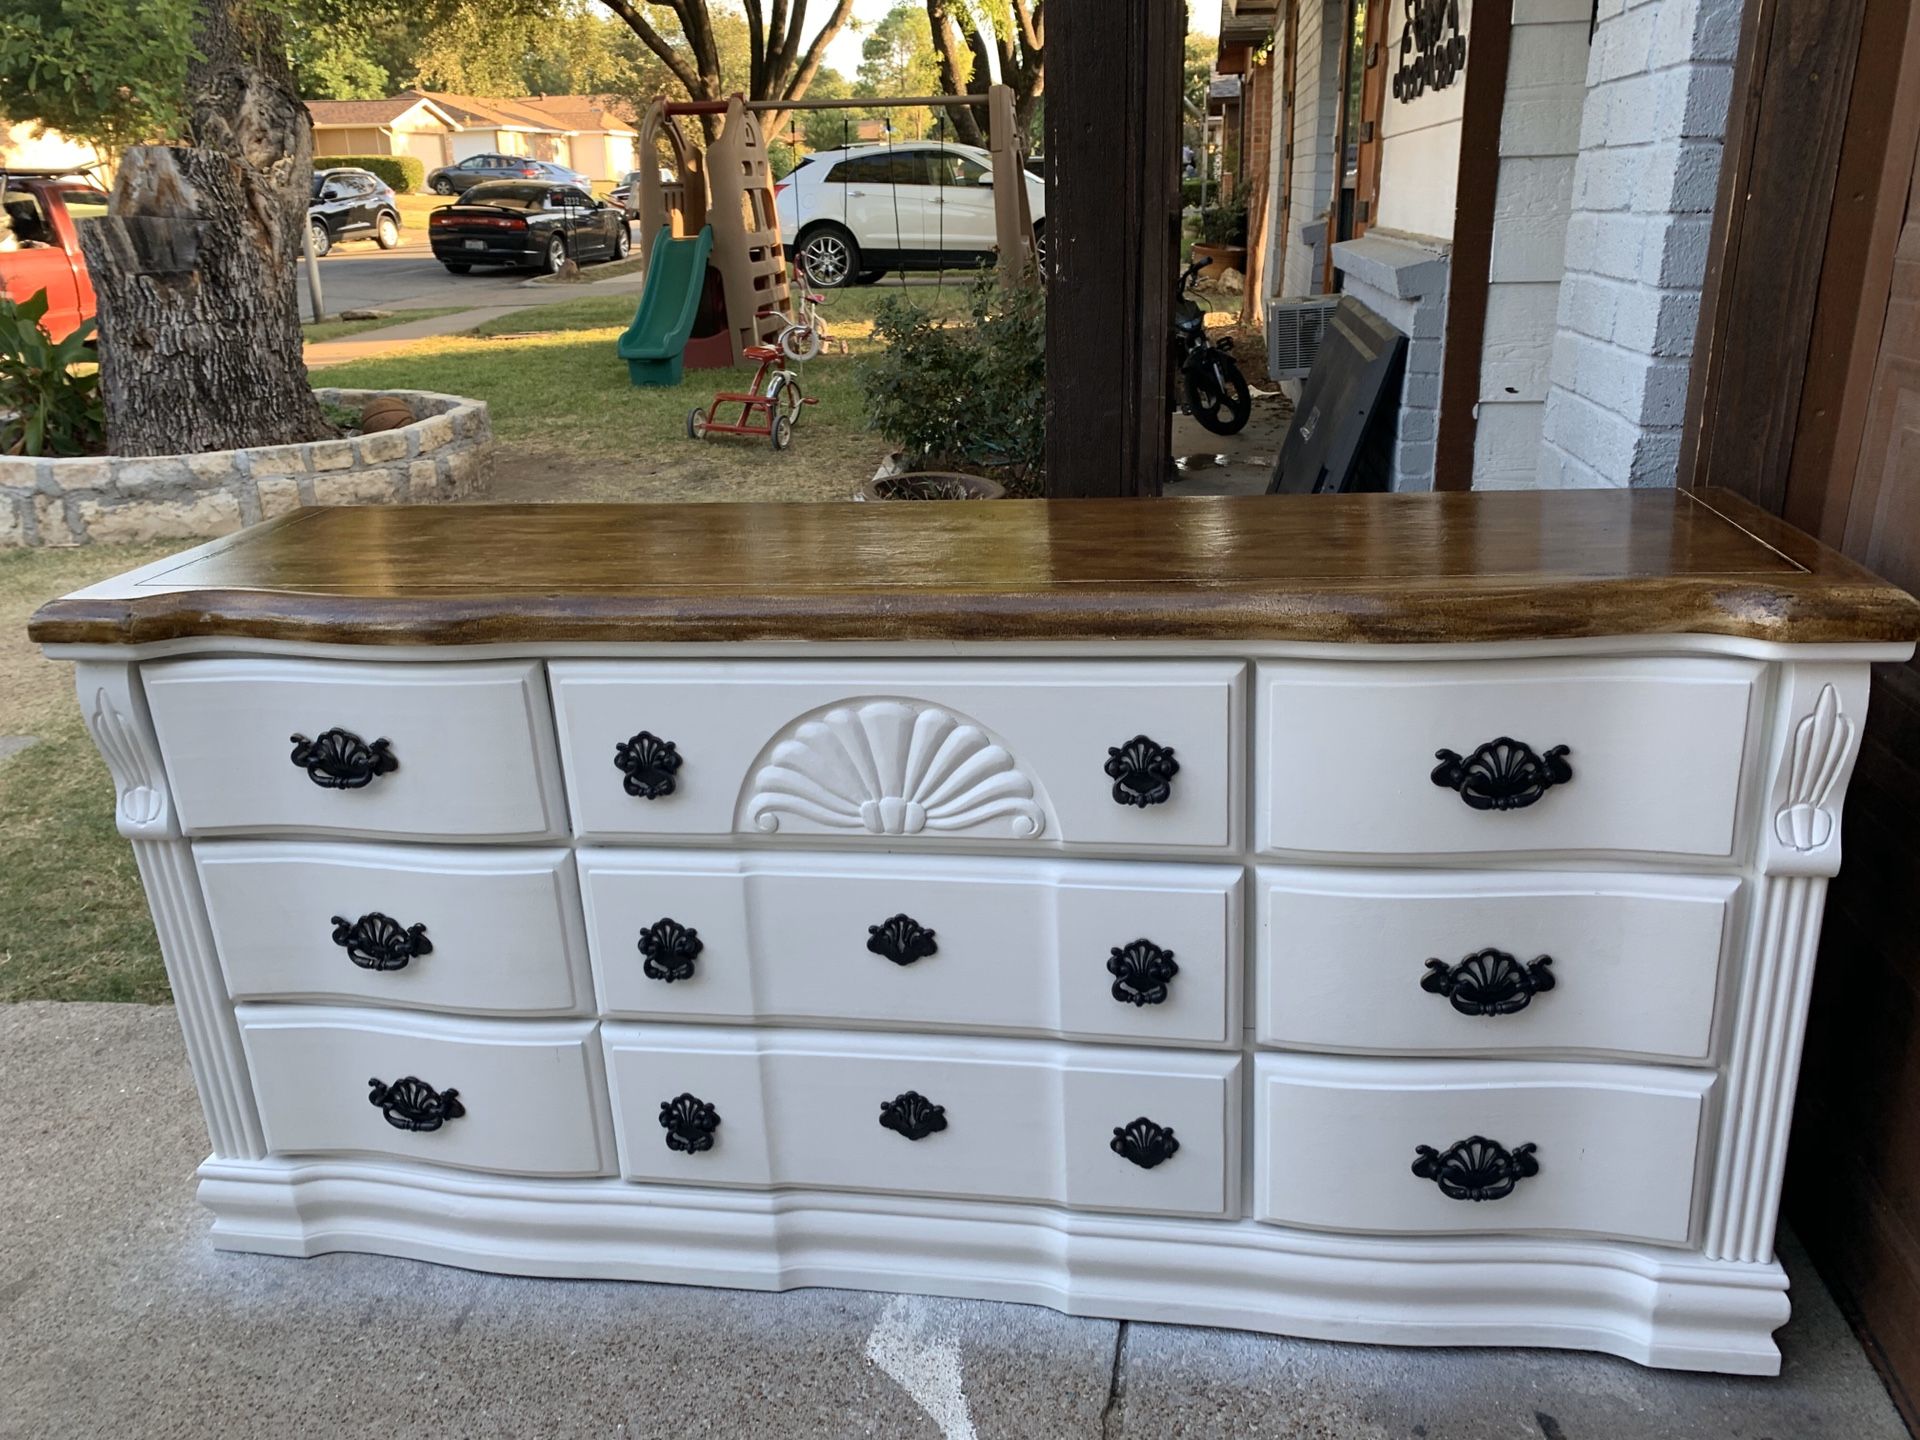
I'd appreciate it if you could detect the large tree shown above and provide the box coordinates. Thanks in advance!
[924,0,1042,148]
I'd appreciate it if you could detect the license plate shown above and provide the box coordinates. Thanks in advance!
[463,238,485,250]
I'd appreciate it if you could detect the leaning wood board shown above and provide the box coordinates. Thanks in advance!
[31,490,1920,1374]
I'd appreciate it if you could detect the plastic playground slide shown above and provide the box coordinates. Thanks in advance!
[619,225,714,386]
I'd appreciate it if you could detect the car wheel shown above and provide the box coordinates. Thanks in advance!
[308,220,331,258]
[544,234,568,274]
[796,225,859,289]
[442,262,472,274]
[613,224,632,260]
[1032,222,1046,273]
[432,177,456,195]
[375,213,401,250]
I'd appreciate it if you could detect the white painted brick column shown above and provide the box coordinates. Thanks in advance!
[1331,231,1451,490]
[1535,0,1740,487]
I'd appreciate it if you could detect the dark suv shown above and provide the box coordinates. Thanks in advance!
[308,168,401,256]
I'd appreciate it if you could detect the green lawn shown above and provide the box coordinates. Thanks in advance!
[1,544,179,1002]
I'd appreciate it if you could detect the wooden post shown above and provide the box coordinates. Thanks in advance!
[1044,0,1184,498]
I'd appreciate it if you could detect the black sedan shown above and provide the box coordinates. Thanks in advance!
[309,167,401,256]
[428,181,632,274]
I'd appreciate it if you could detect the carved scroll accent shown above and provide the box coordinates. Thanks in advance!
[744,700,1045,838]
[87,684,168,833]
[1773,685,1853,853]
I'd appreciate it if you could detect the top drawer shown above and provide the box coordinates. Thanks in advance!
[1255,657,1765,860]
[143,658,568,841]
[549,660,1245,852]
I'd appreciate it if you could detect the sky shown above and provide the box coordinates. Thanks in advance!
[820,2,1217,79]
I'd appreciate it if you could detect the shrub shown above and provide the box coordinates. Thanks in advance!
[860,272,1046,493]
[1181,177,1206,210]
[1197,196,1248,248]
[313,154,425,193]
[0,290,105,457]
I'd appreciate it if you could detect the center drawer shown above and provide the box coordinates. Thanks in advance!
[549,660,1245,852]
[578,849,1242,1045]
[602,1024,1241,1218]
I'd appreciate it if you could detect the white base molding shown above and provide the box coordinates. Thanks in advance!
[197,1157,1792,1375]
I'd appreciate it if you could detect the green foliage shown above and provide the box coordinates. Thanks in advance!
[1198,196,1248,248]
[313,152,424,192]
[0,0,194,146]
[1181,177,1206,209]
[860,273,1045,492]
[0,291,105,457]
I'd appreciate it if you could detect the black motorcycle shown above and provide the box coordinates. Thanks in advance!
[1172,257,1253,436]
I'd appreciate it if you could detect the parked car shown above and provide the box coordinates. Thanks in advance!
[428,180,631,274]
[773,142,1047,288]
[307,167,402,257]
[0,169,105,339]
[426,153,592,196]
[609,169,646,212]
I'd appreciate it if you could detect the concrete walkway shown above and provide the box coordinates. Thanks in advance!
[1,1001,1905,1440]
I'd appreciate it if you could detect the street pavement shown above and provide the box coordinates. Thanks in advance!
[296,239,556,318]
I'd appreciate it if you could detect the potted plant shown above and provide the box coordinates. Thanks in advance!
[857,274,1044,498]
[1191,197,1249,280]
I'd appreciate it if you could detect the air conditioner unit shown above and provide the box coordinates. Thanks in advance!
[1267,296,1340,381]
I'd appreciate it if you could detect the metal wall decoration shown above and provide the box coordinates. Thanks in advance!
[367,1075,464,1132]
[1392,0,1467,101]
[614,730,682,799]
[289,728,397,789]
[1412,1136,1539,1201]
[331,911,432,972]
[879,1090,949,1140]
[1421,948,1555,1016]
[1107,939,1180,1006]
[868,914,939,966]
[1111,1117,1181,1169]
[1105,735,1180,807]
[1431,737,1573,811]
[638,917,704,982]
[659,1092,721,1152]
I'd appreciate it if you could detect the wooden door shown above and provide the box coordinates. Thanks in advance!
[1842,157,1920,591]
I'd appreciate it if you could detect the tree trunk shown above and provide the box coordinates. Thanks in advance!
[79,0,329,456]
[926,0,989,147]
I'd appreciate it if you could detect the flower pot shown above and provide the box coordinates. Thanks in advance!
[1191,243,1247,281]
[854,471,1008,501]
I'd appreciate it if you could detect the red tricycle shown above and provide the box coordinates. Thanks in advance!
[685,325,817,451]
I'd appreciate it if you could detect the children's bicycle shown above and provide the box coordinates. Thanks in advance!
[769,264,829,362]
[685,340,815,451]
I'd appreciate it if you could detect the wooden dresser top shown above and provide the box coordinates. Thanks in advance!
[29,488,1920,648]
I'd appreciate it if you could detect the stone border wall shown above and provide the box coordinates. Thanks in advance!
[0,388,491,546]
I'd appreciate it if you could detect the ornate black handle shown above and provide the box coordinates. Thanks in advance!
[659,1092,720,1152]
[639,917,703,982]
[290,729,397,789]
[1430,737,1572,811]
[879,1090,948,1140]
[615,730,682,799]
[331,912,432,972]
[1421,948,1554,1016]
[1111,1117,1180,1169]
[367,1075,463,1131]
[868,914,938,966]
[1105,735,1179,807]
[1412,1136,1539,1200]
[1107,939,1178,1006]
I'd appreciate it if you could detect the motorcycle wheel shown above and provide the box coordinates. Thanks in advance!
[1185,352,1253,436]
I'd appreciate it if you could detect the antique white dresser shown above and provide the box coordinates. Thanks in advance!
[31,490,1919,1374]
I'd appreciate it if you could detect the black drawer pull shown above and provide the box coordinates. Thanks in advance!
[331,912,431,972]
[1430,737,1571,811]
[1107,939,1178,1006]
[639,917,703,982]
[615,730,682,799]
[659,1092,720,1153]
[1412,1136,1538,1201]
[1105,735,1179,807]
[868,914,938,966]
[1421,948,1554,1016]
[879,1090,947,1140]
[367,1075,463,1132]
[290,728,396,789]
[1111,1117,1180,1169]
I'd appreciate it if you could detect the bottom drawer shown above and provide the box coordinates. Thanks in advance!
[1253,1055,1712,1245]
[237,1006,615,1177]
[603,1024,1241,1218]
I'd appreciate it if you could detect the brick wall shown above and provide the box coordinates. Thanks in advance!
[1332,232,1451,490]
[1281,0,1344,297]
[1535,0,1740,487]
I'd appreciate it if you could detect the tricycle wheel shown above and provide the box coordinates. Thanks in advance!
[686,407,709,440]
[770,414,794,451]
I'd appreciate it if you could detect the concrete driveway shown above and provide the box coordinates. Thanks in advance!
[297,244,551,317]
[2,1001,1907,1440]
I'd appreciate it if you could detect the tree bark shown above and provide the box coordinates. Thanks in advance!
[81,0,329,456]
[925,0,1044,150]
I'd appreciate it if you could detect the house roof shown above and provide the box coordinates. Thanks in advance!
[511,94,639,136]
[306,97,459,129]
[398,90,572,134]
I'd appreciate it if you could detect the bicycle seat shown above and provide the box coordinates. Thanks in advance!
[754,308,779,319]
[805,294,825,304]
[743,344,781,361]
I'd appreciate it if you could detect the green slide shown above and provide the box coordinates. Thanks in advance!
[618,225,713,387]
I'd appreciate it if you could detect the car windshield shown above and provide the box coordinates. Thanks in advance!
[457,182,549,209]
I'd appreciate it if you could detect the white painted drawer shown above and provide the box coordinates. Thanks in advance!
[579,849,1241,1046]
[198,842,591,1016]
[142,658,567,841]
[237,1007,615,1176]
[602,1024,1241,1218]
[549,660,1245,852]
[1253,1054,1712,1245]
[1255,657,1765,859]
[1256,868,1737,1061]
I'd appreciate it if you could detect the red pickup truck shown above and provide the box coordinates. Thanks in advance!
[0,169,108,339]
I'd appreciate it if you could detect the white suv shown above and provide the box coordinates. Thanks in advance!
[773,142,1046,288]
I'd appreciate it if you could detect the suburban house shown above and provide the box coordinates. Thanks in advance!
[1217,0,1726,491]
[306,92,639,183]
[306,95,463,169]
[509,95,640,182]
